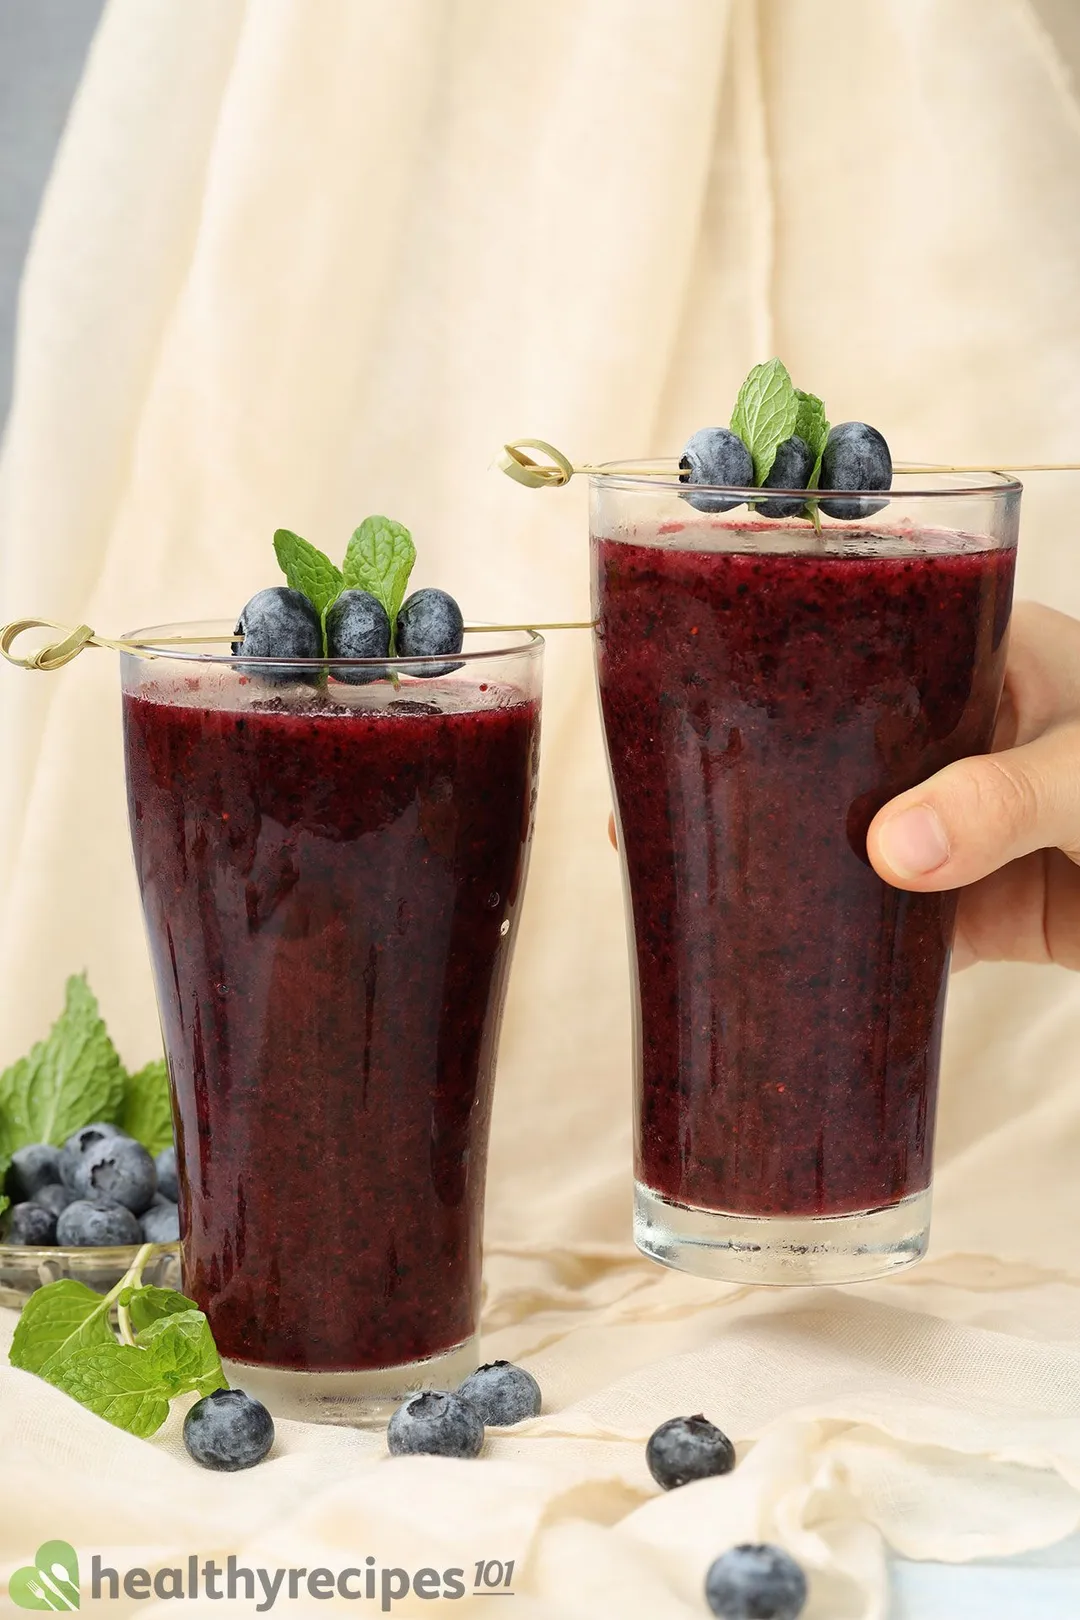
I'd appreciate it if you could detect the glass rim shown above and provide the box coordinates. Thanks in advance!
[121,619,545,669]
[0,1240,180,1260]
[588,458,1024,500]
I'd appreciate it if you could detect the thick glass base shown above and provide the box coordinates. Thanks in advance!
[221,1334,479,1427]
[634,1181,931,1286]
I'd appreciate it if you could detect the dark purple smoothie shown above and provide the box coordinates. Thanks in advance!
[124,676,539,1372]
[595,522,1015,1219]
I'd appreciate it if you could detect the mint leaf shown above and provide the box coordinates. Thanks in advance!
[730,359,800,484]
[51,1342,170,1437]
[794,389,830,474]
[138,1308,226,1398]
[10,1249,228,1438]
[273,530,345,621]
[342,516,416,633]
[120,1059,173,1157]
[0,975,125,1151]
[794,387,830,527]
[11,1278,115,1377]
[127,1284,200,1335]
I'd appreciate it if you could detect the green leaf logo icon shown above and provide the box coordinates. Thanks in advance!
[10,1541,79,1610]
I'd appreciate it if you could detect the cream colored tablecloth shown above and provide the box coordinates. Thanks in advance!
[4,3,1080,1615]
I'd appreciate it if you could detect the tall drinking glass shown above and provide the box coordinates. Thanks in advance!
[592,467,1020,1284]
[121,625,542,1419]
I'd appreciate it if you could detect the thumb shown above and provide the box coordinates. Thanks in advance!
[867,724,1080,890]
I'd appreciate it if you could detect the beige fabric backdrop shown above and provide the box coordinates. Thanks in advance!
[3,1,1080,1615]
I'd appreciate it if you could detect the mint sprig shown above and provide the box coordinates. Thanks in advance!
[272,529,345,654]
[10,1277,115,1375]
[0,975,172,1192]
[0,975,125,1156]
[726,361,833,528]
[119,1059,173,1157]
[793,388,831,529]
[794,389,830,479]
[10,1245,226,1437]
[269,516,418,654]
[342,516,416,646]
[730,359,800,484]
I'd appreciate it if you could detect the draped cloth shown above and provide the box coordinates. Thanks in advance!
[3,3,1080,1614]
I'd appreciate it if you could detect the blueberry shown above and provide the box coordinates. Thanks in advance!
[679,428,754,514]
[7,1143,63,1202]
[459,1361,541,1426]
[74,1136,157,1214]
[757,435,816,520]
[4,1201,58,1246]
[395,589,464,677]
[140,1201,180,1244]
[155,1144,179,1204]
[183,1388,275,1472]
[60,1122,127,1190]
[34,1183,77,1217]
[56,1197,142,1247]
[818,421,892,519]
[232,587,322,674]
[646,1414,736,1490]
[386,1390,484,1458]
[704,1546,807,1620]
[324,589,391,684]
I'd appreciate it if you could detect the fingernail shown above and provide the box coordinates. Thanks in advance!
[878,805,950,878]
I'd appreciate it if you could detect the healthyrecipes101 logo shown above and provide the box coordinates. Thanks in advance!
[9,1544,518,1610]
[10,1542,80,1611]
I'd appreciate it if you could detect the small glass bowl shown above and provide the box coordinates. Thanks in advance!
[0,1242,181,1308]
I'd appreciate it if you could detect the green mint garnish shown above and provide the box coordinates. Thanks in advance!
[10,1277,116,1376]
[0,974,171,1192]
[0,975,125,1161]
[10,1246,226,1438]
[729,358,800,484]
[272,528,345,655]
[794,389,830,477]
[55,1342,173,1436]
[726,362,833,528]
[137,1308,225,1396]
[126,1284,201,1334]
[343,516,416,646]
[119,1058,173,1157]
[793,388,831,529]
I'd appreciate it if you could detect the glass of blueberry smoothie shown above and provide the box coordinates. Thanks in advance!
[121,564,542,1419]
[593,418,1020,1283]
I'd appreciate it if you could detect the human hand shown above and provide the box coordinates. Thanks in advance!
[867,601,1080,970]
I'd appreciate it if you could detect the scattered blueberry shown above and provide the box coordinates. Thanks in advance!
[395,588,464,677]
[140,1201,180,1244]
[34,1183,76,1217]
[59,1122,127,1190]
[757,435,816,520]
[324,589,391,684]
[56,1197,142,1247]
[459,1361,541,1426]
[155,1144,179,1204]
[704,1545,807,1620]
[232,586,322,673]
[646,1414,736,1490]
[183,1388,275,1471]
[818,421,892,519]
[4,1201,58,1246]
[386,1390,484,1458]
[7,1143,63,1202]
[73,1137,157,1215]
[679,427,754,513]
